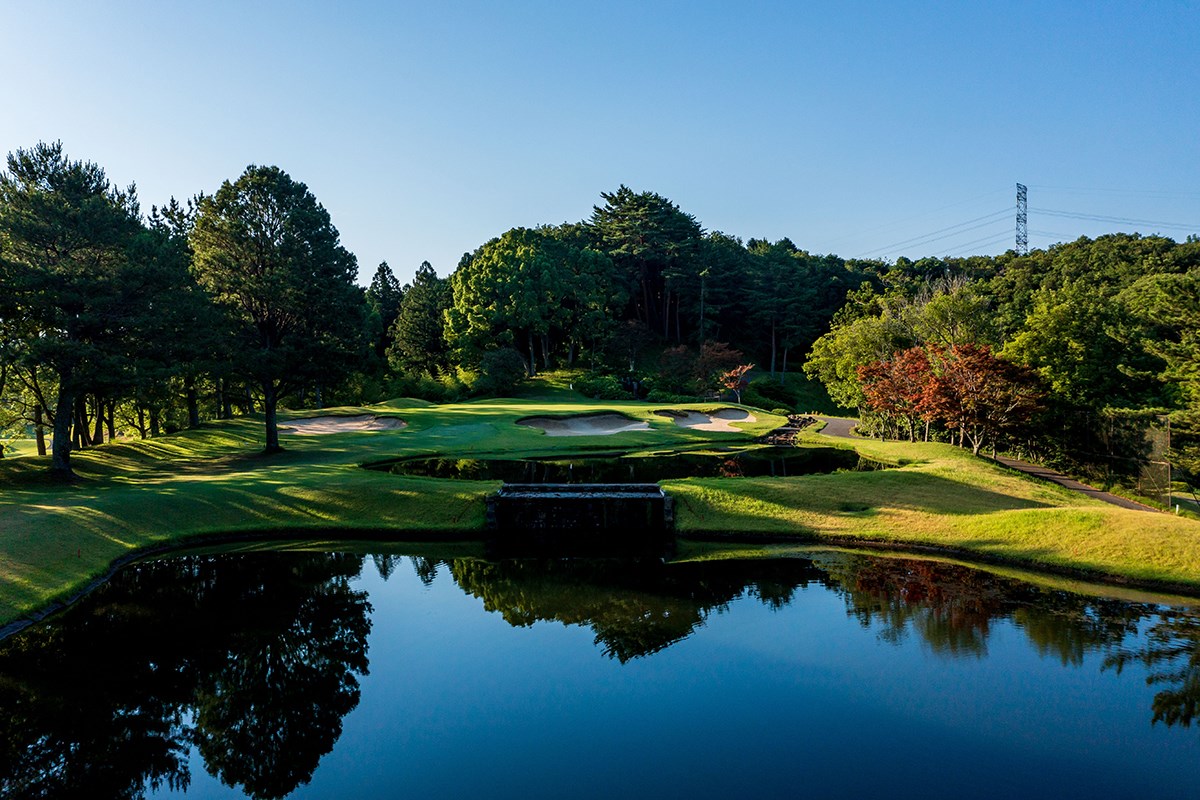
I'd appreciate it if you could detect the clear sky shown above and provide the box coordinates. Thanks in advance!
[3,1,1198,285]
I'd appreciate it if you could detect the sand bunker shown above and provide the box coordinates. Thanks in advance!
[656,408,756,432]
[280,414,407,435]
[517,413,650,437]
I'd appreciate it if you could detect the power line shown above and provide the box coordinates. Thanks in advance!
[819,187,1009,249]
[1033,207,1199,231]
[942,230,1016,257]
[855,208,1011,258]
[1029,229,1076,240]
[1028,184,1200,200]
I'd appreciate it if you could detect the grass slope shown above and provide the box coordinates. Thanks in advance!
[669,432,1200,588]
[0,393,780,624]
[3,389,1200,626]
[1,439,39,459]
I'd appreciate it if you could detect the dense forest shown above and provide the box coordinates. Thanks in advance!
[2,141,1199,496]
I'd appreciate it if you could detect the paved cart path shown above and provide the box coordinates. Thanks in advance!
[815,417,1155,513]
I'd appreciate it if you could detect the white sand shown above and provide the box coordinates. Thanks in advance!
[280,414,407,435]
[517,413,650,437]
[656,408,756,432]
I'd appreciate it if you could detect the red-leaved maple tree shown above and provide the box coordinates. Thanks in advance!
[919,343,1042,455]
[719,364,755,404]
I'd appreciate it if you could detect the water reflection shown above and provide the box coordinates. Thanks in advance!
[0,549,1197,799]
[0,553,370,800]
[1106,610,1200,728]
[377,446,881,483]
[446,558,826,661]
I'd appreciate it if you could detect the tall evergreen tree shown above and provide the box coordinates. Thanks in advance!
[387,261,451,377]
[590,186,703,337]
[365,261,404,358]
[0,141,143,477]
[190,165,366,453]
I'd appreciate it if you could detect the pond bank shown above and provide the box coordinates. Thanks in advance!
[1,395,1198,629]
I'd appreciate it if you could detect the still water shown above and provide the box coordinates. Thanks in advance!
[0,549,1197,799]
[378,446,881,482]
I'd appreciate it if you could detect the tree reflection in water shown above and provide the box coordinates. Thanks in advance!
[451,557,826,662]
[0,548,1197,800]
[0,552,371,800]
[1106,610,1200,728]
[448,552,1200,730]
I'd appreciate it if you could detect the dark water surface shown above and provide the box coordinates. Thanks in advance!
[378,446,881,482]
[1,549,1197,799]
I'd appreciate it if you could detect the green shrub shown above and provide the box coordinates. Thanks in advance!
[573,373,630,400]
[473,348,528,397]
[387,372,464,404]
[646,389,699,404]
[749,378,801,407]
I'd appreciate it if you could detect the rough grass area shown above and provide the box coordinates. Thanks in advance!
[0,391,779,625]
[669,431,1200,589]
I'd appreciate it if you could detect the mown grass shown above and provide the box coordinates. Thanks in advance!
[1,439,39,459]
[668,430,1200,589]
[0,392,780,625]
[3,387,1200,627]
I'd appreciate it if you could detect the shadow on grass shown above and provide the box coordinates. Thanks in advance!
[672,468,1055,518]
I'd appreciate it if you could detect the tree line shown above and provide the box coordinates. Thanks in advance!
[804,234,1200,486]
[0,143,878,477]
[5,140,1199,490]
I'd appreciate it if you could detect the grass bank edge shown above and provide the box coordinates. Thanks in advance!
[3,397,1200,626]
[0,397,780,625]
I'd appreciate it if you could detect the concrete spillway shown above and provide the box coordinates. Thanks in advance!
[487,483,675,532]
[485,483,675,556]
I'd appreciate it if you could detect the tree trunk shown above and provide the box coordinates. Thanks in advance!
[73,397,89,448]
[781,346,789,382]
[149,408,161,438]
[540,334,551,372]
[527,330,537,377]
[263,381,282,453]
[34,406,47,456]
[217,379,232,419]
[640,277,652,328]
[92,396,104,445]
[185,376,200,428]
[770,320,777,379]
[106,400,116,441]
[665,291,672,339]
[315,384,323,409]
[137,407,147,439]
[50,380,75,479]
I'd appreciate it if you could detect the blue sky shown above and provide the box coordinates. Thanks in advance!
[3,1,1198,285]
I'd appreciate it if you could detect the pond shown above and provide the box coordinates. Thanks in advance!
[376,446,882,482]
[0,548,1197,799]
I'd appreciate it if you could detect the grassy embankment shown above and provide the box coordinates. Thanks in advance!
[2,384,1200,626]
[0,391,781,625]
[667,429,1200,590]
